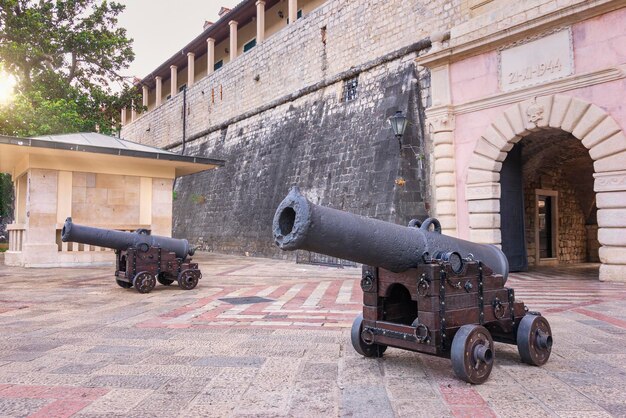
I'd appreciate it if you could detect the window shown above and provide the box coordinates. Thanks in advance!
[342,76,359,102]
[243,38,256,53]
[178,84,187,92]
[166,94,171,100]
[214,60,223,71]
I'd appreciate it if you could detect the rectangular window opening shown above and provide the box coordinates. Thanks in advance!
[214,60,223,71]
[178,84,187,93]
[342,76,359,102]
[243,38,257,53]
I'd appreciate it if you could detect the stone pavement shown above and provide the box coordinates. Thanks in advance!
[0,253,626,417]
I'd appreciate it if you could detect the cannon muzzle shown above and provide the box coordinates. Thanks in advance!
[273,188,508,281]
[62,218,194,260]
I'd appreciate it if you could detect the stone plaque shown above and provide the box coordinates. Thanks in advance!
[499,28,573,92]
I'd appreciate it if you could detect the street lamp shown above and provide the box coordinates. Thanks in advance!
[388,110,408,147]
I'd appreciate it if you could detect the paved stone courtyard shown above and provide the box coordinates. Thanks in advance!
[1,252,626,417]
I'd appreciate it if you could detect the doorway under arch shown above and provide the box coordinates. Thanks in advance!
[465,94,626,281]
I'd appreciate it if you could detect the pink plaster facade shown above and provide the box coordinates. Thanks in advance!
[450,8,626,239]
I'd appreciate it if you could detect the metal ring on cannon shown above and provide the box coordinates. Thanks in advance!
[408,219,422,228]
[420,217,442,233]
[415,323,430,343]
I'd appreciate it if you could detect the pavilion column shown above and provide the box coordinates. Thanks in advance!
[170,65,178,95]
[207,38,215,75]
[131,100,136,122]
[256,1,265,42]
[120,108,127,126]
[229,20,238,62]
[187,52,195,86]
[142,85,148,108]
[288,0,297,23]
[155,76,162,106]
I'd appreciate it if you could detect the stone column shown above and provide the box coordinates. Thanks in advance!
[229,20,238,62]
[170,65,178,95]
[207,38,215,75]
[187,52,195,86]
[142,85,148,108]
[155,76,162,106]
[131,100,136,122]
[288,0,297,23]
[120,108,127,126]
[256,1,265,42]
[425,64,458,237]
[430,109,458,238]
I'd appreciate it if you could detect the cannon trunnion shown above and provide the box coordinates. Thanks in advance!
[273,188,553,384]
[62,218,201,294]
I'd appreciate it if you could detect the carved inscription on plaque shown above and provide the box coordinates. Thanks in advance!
[499,28,573,92]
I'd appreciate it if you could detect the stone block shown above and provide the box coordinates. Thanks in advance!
[468,228,501,244]
[596,191,626,207]
[434,143,454,159]
[467,168,500,184]
[436,201,457,216]
[504,103,527,136]
[492,115,516,143]
[597,209,626,228]
[594,150,626,173]
[468,199,500,213]
[469,153,502,172]
[469,213,500,229]
[598,228,626,246]
[435,186,456,201]
[466,182,501,200]
[560,97,590,133]
[482,126,511,152]
[599,246,626,264]
[581,116,622,149]
[572,105,607,140]
[475,138,506,161]
[588,132,626,161]
[599,263,626,282]
[548,95,571,129]
[435,172,456,187]
[435,157,456,173]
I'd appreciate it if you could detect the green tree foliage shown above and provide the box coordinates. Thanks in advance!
[0,0,143,135]
[0,0,144,221]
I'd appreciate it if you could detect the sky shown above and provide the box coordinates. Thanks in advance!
[117,0,242,80]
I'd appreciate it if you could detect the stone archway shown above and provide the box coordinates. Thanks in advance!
[466,94,626,282]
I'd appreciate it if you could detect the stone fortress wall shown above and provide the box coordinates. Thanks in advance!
[121,0,471,257]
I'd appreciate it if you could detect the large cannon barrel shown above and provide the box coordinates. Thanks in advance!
[273,188,508,281]
[61,218,194,260]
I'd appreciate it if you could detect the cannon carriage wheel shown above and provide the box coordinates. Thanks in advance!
[133,271,156,294]
[351,314,387,358]
[178,269,200,290]
[451,324,494,384]
[157,273,174,286]
[517,314,553,366]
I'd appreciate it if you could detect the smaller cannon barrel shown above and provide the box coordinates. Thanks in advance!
[273,188,508,281]
[61,218,194,260]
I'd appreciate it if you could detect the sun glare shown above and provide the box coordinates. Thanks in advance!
[0,72,17,104]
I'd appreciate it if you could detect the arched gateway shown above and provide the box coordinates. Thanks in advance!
[466,94,626,281]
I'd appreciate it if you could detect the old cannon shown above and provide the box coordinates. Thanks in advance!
[273,188,552,384]
[62,218,201,294]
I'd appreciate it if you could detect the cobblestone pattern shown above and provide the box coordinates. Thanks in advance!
[1,254,625,417]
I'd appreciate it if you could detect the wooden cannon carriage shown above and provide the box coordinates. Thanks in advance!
[62,218,201,294]
[273,188,552,384]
